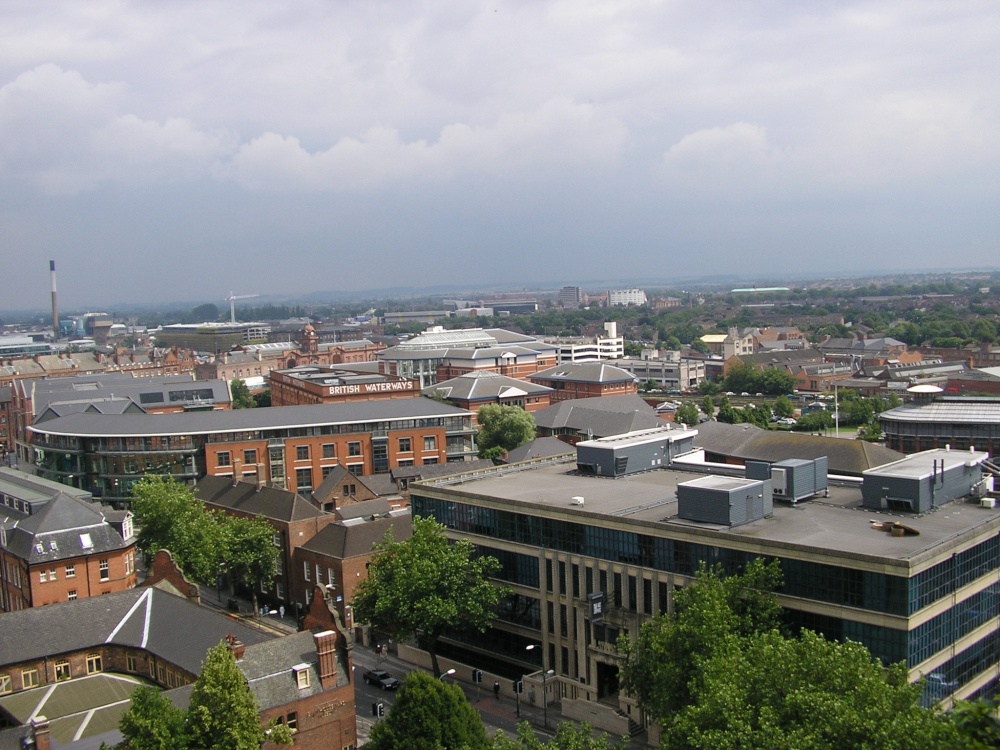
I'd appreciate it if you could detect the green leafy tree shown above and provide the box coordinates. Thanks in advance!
[949,697,1000,748]
[113,643,291,750]
[663,630,960,749]
[476,404,536,461]
[619,560,782,719]
[253,389,271,407]
[222,515,279,617]
[352,516,511,677]
[700,396,714,420]
[492,721,627,750]
[230,378,255,409]
[773,395,795,418]
[796,410,834,432]
[674,402,699,426]
[185,643,291,750]
[368,672,489,750]
[115,686,186,750]
[130,477,225,584]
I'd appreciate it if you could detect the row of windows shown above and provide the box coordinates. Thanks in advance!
[204,417,463,444]
[414,496,1000,617]
[909,582,1000,665]
[38,561,110,584]
[0,653,104,694]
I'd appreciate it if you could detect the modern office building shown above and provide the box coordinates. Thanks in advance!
[410,437,1000,732]
[606,289,647,307]
[544,322,625,364]
[27,399,477,505]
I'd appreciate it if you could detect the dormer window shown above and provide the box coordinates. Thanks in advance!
[292,664,310,689]
[80,533,93,549]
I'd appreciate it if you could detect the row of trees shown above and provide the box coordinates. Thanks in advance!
[130,477,279,614]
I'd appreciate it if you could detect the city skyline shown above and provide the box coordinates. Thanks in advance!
[2,2,999,309]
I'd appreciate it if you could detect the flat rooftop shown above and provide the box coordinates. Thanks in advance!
[864,448,989,480]
[419,458,1000,569]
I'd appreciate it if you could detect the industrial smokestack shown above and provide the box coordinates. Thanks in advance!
[50,260,59,340]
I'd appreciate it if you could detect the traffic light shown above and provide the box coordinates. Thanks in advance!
[473,669,483,683]
[372,701,385,718]
[513,680,524,694]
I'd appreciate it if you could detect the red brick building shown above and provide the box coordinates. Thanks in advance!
[0,470,136,612]
[192,476,337,613]
[528,362,638,403]
[425,371,553,416]
[0,580,356,750]
[269,366,420,407]
[295,511,412,644]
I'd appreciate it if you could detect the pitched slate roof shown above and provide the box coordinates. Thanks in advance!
[425,371,553,401]
[692,421,905,475]
[299,513,412,559]
[193,476,326,522]
[0,587,271,671]
[1,493,129,564]
[504,437,575,463]
[533,394,663,437]
[530,362,638,384]
[240,630,335,710]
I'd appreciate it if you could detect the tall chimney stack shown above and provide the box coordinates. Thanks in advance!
[50,260,58,340]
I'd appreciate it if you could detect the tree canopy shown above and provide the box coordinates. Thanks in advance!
[130,477,279,594]
[131,476,225,584]
[368,672,489,750]
[230,378,255,409]
[476,404,537,461]
[674,402,699,426]
[351,516,510,676]
[619,561,966,749]
[492,722,627,750]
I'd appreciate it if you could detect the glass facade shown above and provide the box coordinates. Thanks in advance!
[414,492,1000,685]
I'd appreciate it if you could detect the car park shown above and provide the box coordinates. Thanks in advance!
[363,669,402,690]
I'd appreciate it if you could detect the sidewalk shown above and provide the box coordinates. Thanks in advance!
[195,583,298,636]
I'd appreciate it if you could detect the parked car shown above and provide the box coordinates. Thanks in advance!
[776,417,797,426]
[363,669,402,690]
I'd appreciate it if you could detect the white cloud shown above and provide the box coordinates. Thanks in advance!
[227,98,627,191]
[663,122,770,172]
[0,64,233,194]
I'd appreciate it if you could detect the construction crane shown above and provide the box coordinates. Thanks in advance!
[225,292,259,324]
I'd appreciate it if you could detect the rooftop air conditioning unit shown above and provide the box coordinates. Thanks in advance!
[771,467,787,496]
[571,496,585,506]
[981,497,996,509]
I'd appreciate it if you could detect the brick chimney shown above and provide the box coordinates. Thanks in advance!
[31,716,51,750]
[314,630,338,690]
[225,633,245,661]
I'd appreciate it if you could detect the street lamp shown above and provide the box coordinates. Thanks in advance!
[541,669,555,729]
[440,668,456,681]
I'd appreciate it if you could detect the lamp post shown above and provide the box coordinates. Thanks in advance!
[440,668,456,681]
[540,669,555,728]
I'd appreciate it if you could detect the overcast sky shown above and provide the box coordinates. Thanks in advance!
[2,1,998,311]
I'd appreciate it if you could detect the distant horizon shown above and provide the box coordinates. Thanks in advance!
[2,266,997,319]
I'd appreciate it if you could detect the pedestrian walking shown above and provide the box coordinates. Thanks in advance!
[279,605,285,619]
[493,680,501,700]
